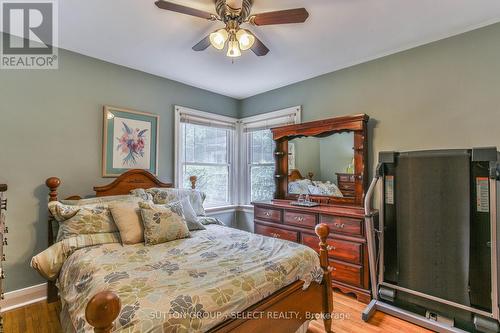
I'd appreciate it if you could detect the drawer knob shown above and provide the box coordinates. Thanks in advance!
[3,238,7,246]
[264,212,271,217]
[334,223,345,229]
[4,226,7,233]
[327,245,336,251]
[271,233,281,239]
[294,216,304,222]
[328,266,336,272]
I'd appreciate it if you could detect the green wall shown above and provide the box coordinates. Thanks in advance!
[3,21,500,292]
[0,40,238,291]
[240,22,500,172]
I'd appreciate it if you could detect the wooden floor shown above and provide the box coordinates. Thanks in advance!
[2,292,431,333]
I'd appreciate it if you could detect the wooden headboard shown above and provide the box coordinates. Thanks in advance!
[288,169,314,182]
[45,169,174,202]
[93,169,173,196]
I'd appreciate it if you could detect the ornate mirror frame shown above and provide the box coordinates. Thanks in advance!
[271,114,369,206]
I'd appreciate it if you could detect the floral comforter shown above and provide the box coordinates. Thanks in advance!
[58,225,323,332]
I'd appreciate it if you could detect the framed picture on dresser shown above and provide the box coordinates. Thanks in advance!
[102,105,159,177]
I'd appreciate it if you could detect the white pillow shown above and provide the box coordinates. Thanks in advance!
[179,197,197,223]
[176,197,205,231]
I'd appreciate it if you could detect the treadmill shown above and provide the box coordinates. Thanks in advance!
[363,147,500,332]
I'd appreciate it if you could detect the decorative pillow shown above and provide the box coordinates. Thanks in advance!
[129,189,154,201]
[108,201,144,244]
[56,206,118,242]
[140,201,185,219]
[139,202,190,245]
[60,194,149,206]
[48,201,80,222]
[49,195,146,222]
[172,198,205,231]
[145,188,206,216]
[31,232,121,280]
[311,181,344,197]
[197,216,224,226]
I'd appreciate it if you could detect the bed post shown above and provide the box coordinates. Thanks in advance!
[85,291,121,333]
[189,175,197,189]
[45,177,61,303]
[315,223,333,333]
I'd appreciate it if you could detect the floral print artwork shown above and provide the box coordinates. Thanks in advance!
[111,116,152,170]
[58,225,323,332]
[116,121,148,167]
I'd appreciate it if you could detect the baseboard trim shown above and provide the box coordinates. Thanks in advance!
[0,283,47,312]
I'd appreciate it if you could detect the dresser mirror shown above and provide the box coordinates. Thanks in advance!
[271,114,369,206]
[288,132,355,198]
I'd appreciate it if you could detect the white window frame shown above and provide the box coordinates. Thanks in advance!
[174,106,239,208]
[239,106,302,205]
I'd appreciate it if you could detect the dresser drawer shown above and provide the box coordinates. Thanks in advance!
[338,174,356,182]
[255,207,282,223]
[284,210,317,228]
[330,260,363,288]
[320,215,363,237]
[339,182,355,191]
[302,234,362,264]
[255,224,298,242]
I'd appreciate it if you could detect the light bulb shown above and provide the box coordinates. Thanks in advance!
[236,29,255,51]
[227,39,241,57]
[209,29,228,50]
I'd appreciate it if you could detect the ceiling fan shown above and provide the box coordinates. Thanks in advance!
[154,0,309,58]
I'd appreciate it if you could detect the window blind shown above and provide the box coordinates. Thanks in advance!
[241,113,298,133]
[180,113,236,130]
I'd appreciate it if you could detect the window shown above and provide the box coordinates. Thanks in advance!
[241,107,301,204]
[247,130,275,202]
[176,107,237,207]
[175,106,300,208]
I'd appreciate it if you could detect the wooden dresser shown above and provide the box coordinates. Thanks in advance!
[336,173,356,197]
[254,199,376,303]
[263,114,374,303]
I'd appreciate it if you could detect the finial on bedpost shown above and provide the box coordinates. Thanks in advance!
[46,177,61,202]
[315,223,333,333]
[189,175,197,189]
[86,291,121,333]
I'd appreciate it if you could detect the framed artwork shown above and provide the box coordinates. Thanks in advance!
[102,106,159,177]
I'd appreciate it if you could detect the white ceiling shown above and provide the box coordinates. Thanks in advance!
[54,1,500,98]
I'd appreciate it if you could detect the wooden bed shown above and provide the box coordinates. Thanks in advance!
[45,169,333,333]
[288,169,314,182]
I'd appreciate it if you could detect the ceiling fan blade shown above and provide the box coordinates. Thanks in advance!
[155,1,215,20]
[249,8,309,26]
[192,36,211,51]
[250,34,269,56]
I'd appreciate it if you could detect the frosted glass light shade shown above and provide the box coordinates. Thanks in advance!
[227,39,241,57]
[209,29,228,50]
[236,29,255,51]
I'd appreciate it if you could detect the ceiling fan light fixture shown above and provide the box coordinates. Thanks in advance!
[226,37,242,57]
[209,28,228,50]
[236,29,255,51]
